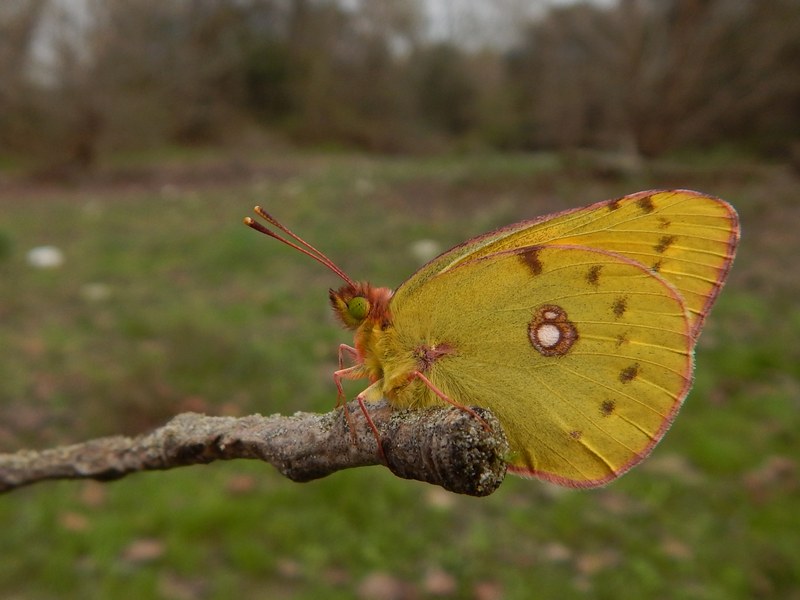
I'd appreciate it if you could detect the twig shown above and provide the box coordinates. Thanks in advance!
[0,400,508,497]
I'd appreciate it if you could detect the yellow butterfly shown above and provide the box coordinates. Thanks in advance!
[245,189,739,487]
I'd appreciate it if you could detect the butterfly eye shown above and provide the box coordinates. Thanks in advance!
[348,297,370,320]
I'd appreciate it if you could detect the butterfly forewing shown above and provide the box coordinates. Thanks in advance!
[383,244,693,487]
[393,190,739,339]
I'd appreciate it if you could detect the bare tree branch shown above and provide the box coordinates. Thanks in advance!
[0,400,508,497]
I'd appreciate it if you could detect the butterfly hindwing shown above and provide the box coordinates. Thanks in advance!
[383,244,693,487]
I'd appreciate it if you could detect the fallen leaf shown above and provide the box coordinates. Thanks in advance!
[423,567,457,596]
[358,571,412,600]
[121,538,165,564]
[59,511,90,532]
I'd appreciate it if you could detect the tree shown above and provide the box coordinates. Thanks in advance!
[509,0,800,157]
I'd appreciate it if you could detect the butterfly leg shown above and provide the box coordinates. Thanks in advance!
[334,344,365,438]
[334,364,365,442]
[411,371,491,431]
[334,364,361,407]
[338,344,359,367]
[336,344,361,403]
[356,392,387,463]
[334,349,386,461]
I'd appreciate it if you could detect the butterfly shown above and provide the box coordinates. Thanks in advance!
[245,189,739,487]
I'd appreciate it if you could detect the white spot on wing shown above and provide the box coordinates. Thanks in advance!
[536,323,561,348]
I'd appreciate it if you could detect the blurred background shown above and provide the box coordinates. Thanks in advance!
[1,1,798,598]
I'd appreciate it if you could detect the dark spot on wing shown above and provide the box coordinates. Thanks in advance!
[637,195,655,213]
[655,235,677,253]
[586,264,602,286]
[607,198,621,211]
[600,400,616,416]
[612,296,627,318]
[519,248,543,276]
[619,364,640,383]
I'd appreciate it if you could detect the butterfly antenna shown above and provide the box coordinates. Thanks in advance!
[244,206,357,288]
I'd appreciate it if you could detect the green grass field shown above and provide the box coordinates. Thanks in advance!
[1,152,798,599]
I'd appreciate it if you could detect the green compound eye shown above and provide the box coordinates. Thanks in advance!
[348,297,370,320]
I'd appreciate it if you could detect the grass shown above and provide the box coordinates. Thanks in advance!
[1,151,798,599]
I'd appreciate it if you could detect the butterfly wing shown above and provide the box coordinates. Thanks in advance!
[382,244,693,487]
[394,190,739,338]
